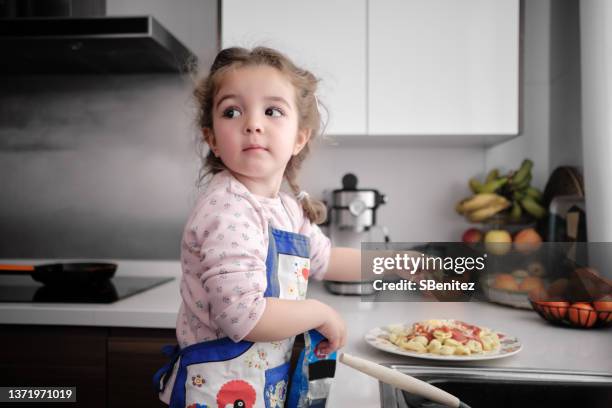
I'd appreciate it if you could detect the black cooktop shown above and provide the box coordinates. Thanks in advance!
[0,275,174,304]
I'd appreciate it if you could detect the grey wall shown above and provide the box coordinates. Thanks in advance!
[0,75,201,259]
[548,0,582,172]
[301,143,484,244]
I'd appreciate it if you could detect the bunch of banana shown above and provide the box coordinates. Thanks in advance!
[455,193,511,222]
[506,159,546,221]
[469,175,508,194]
[459,159,547,223]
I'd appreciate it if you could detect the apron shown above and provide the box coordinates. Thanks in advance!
[154,226,334,408]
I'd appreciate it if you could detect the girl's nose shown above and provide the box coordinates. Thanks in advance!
[244,124,262,134]
[244,114,263,134]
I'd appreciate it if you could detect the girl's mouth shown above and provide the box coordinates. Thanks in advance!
[243,145,268,152]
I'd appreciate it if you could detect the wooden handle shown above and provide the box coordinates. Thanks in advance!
[339,352,460,408]
[0,264,35,272]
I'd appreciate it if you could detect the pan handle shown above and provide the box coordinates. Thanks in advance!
[0,264,36,273]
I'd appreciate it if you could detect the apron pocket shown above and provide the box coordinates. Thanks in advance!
[264,361,291,408]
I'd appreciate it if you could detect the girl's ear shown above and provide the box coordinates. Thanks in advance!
[293,128,312,156]
[203,128,220,157]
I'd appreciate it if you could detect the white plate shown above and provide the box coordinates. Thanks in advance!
[364,323,522,361]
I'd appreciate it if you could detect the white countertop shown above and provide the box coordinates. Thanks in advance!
[0,260,182,328]
[1,260,611,407]
[311,280,612,406]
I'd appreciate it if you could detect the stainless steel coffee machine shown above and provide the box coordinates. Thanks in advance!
[331,173,388,235]
[325,173,389,295]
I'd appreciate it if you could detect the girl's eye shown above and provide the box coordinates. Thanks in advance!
[222,107,241,118]
[265,107,283,117]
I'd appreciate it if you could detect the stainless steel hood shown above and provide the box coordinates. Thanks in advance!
[0,1,198,74]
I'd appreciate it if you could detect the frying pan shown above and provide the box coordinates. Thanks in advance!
[0,262,117,286]
[339,352,471,408]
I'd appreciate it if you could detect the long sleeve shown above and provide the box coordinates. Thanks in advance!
[180,187,270,343]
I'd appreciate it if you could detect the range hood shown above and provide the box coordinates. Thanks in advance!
[0,1,197,74]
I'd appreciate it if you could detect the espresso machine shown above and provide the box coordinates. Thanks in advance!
[324,173,389,295]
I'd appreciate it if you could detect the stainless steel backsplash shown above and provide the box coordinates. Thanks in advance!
[0,75,201,259]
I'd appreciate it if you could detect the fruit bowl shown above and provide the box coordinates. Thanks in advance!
[482,274,543,309]
[529,298,612,329]
[484,283,532,309]
[479,212,535,227]
[528,266,612,329]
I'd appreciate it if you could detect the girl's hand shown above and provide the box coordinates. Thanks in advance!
[314,301,347,354]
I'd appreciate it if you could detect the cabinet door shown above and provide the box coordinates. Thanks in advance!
[107,328,177,407]
[0,325,107,408]
[369,0,519,136]
[222,0,367,135]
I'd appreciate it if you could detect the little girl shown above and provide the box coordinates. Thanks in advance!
[156,47,361,408]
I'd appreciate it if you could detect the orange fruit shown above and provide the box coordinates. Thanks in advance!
[593,298,612,323]
[493,274,519,291]
[519,276,544,292]
[538,301,569,320]
[568,303,597,328]
[513,228,543,253]
[528,287,549,301]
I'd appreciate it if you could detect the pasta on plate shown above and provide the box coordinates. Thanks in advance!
[387,319,501,356]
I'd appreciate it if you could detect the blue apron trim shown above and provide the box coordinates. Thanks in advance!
[170,338,255,408]
[156,225,314,407]
[153,339,255,395]
[271,228,310,258]
[287,330,337,408]
[264,226,280,298]
[153,344,181,394]
[264,361,291,408]
[179,337,254,365]
[287,347,307,408]
[265,227,310,298]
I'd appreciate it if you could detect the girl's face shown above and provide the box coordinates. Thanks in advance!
[204,65,310,194]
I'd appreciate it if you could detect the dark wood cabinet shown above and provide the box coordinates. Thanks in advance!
[0,325,176,408]
[108,328,177,407]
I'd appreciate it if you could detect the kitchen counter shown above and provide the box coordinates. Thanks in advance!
[1,260,611,407]
[0,260,182,328]
[312,281,612,407]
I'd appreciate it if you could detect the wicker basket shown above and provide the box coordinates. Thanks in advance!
[530,300,611,329]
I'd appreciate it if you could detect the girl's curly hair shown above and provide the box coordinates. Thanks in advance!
[193,46,327,224]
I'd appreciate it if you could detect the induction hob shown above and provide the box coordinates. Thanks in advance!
[0,275,174,304]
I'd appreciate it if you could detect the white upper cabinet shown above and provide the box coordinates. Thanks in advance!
[221,0,367,136]
[221,0,520,140]
[368,0,520,136]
